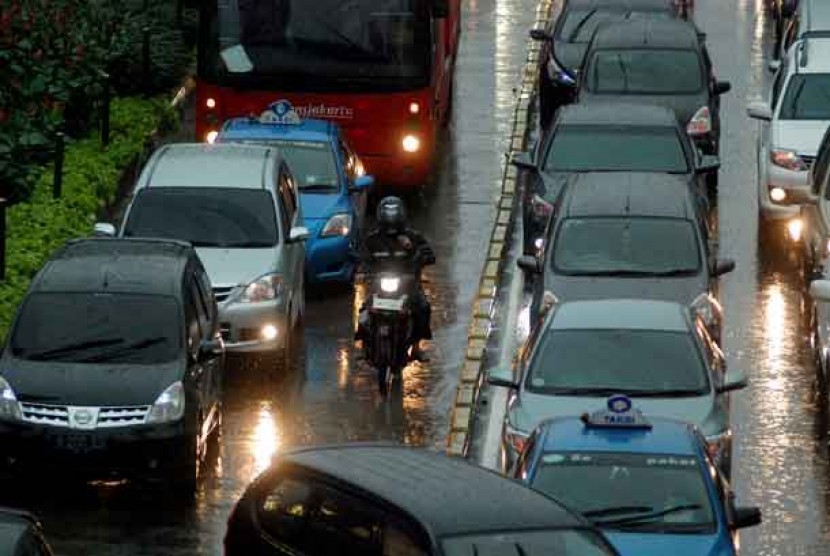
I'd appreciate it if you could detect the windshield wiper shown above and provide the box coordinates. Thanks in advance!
[648,268,699,276]
[300,184,339,191]
[22,338,125,361]
[568,9,597,42]
[625,389,703,398]
[594,504,704,527]
[583,505,653,518]
[548,387,628,396]
[220,240,275,248]
[78,337,170,363]
[565,269,661,277]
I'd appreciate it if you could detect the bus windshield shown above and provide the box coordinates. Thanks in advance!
[199,0,431,90]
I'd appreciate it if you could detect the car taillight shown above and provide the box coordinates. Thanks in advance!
[531,194,553,219]
[687,106,711,136]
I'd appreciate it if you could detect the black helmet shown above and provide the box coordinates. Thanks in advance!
[376,196,406,234]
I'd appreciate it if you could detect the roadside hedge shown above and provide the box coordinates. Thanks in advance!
[0,96,175,338]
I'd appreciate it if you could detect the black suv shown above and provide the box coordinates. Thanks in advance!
[530,0,686,125]
[512,102,718,255]
[0,238,224,496]
[575,18,731,158]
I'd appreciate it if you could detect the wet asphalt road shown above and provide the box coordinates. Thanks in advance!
[0,0,539,554]
[2,1,829,555]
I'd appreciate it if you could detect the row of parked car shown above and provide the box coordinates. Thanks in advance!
[483,0,764,553]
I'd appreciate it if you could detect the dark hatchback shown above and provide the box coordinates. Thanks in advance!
[512,102,719,255]
[575,19,731,158]
[518,172,734,335]
[530,0,685,125]
[0,238,224,496]
[224,444,621,556]
[0,508,53,556]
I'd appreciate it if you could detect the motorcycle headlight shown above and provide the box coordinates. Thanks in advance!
[239,274,284,303]
[0,377,20,421]
[147,381,185,424]
[321,213,352,238]
[380,277,400,293]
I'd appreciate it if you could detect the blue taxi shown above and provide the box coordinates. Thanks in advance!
[514,396,761,556]
[216,100,375,284]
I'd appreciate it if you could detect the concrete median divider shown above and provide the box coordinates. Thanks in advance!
[446,0,553,457]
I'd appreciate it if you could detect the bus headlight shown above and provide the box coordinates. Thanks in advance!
[205,130,219,144]
[402,134,420,153]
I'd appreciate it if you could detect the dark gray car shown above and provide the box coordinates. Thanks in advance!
[575,19,731,158]
[518,172,735,338]
[512,102,719,255]
[530,0,685,125]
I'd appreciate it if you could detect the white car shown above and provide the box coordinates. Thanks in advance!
[747,37,830,240]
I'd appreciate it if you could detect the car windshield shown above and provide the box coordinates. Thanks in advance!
[586,49,704,94]
[11,293,181,364]
[527,329,709,395]
[531,451,716,533]
[442,529,616,555]
[556,8,674,43]
[778,74,830,120]
[543,126,689,173]
[227,139,340,191]
[199,0,430,90]
[123,188,279,247]
[552,217,702,275]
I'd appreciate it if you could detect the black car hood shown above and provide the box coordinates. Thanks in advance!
[0,357,183,407]
[544,273,708,305]
[579,92,709,126]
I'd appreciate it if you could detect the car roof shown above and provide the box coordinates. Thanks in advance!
[218,117,336,144]
[787,38,830,73]
[803,0,830,29]
[549,299,691,332]
[536,415,700,456]
[560,172,696,219]
[556,102,680,127]
[276,444,590,537]
[589,18,701,50]
[33,238,192,296]
[565,0,677,11]
[142,143,277,190]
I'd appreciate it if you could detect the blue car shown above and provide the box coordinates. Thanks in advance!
[216,100,374,284]
[514,396,761,556]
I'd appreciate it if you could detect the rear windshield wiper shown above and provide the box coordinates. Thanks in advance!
[21,338,125,361]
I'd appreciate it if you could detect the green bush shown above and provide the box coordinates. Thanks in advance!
[0,96,173,339]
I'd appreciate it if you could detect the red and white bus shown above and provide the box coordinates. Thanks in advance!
[195,0,460,188]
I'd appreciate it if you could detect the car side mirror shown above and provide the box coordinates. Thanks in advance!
[696,154,721,174]
[488,368,519,389]
[350,174,375,193]
[529,28,552,41]
[93,222,116,237]
[199,338,223,358]
[732,506,762,529]
[713,258,736,277]
[767,59,781,74]
[747,100,773,121]
[289,226,311,243]
[717,369,748,394]
[714,81,732,95]
[810,279,830,301]
[511,151,538,173]
[517,255,541,274]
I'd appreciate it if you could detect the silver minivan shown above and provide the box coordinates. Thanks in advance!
[96,143,309,368]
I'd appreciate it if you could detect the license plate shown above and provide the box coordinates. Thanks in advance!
[372,295,405,312]
[50,433,105,454]
[379,325,390,336]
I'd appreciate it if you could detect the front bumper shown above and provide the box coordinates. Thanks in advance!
[0,419,189,479]
[306,235,355,284]
[362,153,432,189]
[759,163,809,220]
[218,299,289,353]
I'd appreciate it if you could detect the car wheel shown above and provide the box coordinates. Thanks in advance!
[173,431,200,499]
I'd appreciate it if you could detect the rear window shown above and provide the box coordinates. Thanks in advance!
[442,529,615,555]
[556,8,674,43]
[585,49,704,94]
[11,293,182,364]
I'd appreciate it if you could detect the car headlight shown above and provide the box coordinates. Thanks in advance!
[704,429,732,465]
[380,277,400,293]
[504,421,529,455]
[771,149,808,171]
[239,274,284,303]
[321,213,352,238]
[686,106,711,136]
[769,186,787,203]
[147,381,185,424]
[0,377,21,420]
